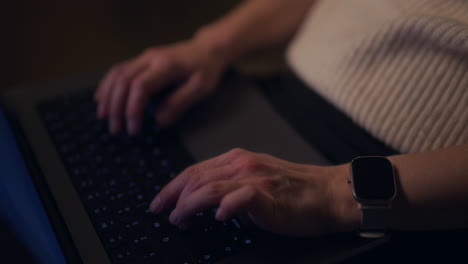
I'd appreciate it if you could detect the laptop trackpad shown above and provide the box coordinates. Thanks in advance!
[179,75,329,166]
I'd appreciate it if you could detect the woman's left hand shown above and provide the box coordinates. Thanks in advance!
[149,148,359,236]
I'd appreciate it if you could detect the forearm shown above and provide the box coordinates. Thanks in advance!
[388,144,468,229]
[335,144,468,232]
[193,0,317,64]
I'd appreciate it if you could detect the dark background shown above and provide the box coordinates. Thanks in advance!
[0,0,287,92]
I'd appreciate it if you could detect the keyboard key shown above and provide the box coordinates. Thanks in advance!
[38,92,256,264]
[91,205,112,218]
[104,233,124,248]
[140,247,162,264]
[111,247,136,263]
[97,218,119,233]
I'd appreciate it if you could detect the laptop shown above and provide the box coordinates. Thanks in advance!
[0,69,387,263]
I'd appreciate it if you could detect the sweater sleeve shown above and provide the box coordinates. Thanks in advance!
[287,0,468,153]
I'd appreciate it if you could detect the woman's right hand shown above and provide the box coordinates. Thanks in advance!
[94,36,230,135]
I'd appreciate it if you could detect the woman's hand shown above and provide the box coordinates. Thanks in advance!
[149,148,360,236]
[94,36,230,135]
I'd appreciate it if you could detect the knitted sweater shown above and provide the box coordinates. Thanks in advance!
[287,0,468,153]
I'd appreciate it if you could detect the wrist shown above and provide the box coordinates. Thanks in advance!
[193,25,241,66]
[327,164,361,233]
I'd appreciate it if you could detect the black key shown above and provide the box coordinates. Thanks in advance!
[128,234,151,249]
[82,191,103,204]
[144,182,163,198]
[139,247,163,264]
[193,252,216,264]
[115,204,133,218]
[103,233,124,248]
[97,218,119,233]
[107,191,126,204]
[111,247,136,263]
[38,92,259,264]
[90,204,112,218]
[77,178,96,190]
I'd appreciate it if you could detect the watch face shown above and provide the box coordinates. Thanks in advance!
[351,157,396,201]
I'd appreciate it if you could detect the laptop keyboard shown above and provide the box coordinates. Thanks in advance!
[38,91,255,264]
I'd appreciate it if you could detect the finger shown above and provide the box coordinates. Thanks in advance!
[177,164,238,206]
[95,69,113,102]
[155,72,206,126]
[107,64,149,134]
[96,59,143,120]
[95,62,129,103]
[149,148,247,213]
[96,66,121,119]
[215,185,273,226]
[169,180,241,226]
[107,80,128,134]
[125,59,182,135]
[96,51,150,118]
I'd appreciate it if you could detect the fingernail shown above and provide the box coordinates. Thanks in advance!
[150,197,161,213]
[169,209,180,225]
[127,120,138,135]
[215,208,226,221]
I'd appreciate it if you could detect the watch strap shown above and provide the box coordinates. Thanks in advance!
[359,205,389,238]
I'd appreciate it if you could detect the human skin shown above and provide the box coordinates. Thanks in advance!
[95,0,468,235]
[150,144,468,235]
[94,0,315,134]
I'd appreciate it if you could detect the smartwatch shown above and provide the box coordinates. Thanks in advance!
[349,156,396,238]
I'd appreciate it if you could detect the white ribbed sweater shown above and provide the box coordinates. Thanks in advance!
[287,0,468,153]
